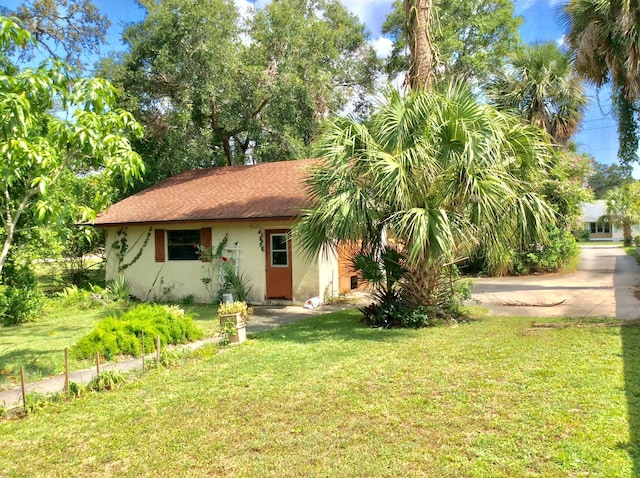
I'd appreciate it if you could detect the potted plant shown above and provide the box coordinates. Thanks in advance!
[217,301,250,345]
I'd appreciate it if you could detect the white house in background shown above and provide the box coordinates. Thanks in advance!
[91,159,358,304]
[581,200,640,241]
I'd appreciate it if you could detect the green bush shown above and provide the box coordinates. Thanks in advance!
[72,304,204,360]
[0,285,44,326]
[360,290,444,329]
[512,227,580,275]
[0,259,44,326]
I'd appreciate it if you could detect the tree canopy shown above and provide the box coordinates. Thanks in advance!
[0,16,144,277]
[564,0,640,165]
[101,0,379,187]
[2,0,110,69]
[383,0,522,85]
[487,42,588,147]
[588,160,633,199]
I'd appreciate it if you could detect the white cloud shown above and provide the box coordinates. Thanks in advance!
[549,0,565,6]
[556,34,567,48]
[514,0,537,11]
[339,0,393,34]
[371,36,393,59]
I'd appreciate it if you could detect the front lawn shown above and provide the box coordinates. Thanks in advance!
[0,301,220,389]
[1,310,638,477]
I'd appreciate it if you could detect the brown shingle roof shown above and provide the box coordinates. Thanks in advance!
[93,159,315,226]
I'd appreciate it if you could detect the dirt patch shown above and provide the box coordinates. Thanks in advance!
[529,320,640,330]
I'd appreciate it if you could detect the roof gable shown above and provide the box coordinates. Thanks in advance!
[93,159,315,226]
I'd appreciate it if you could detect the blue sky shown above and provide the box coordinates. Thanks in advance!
[3,0,623,169]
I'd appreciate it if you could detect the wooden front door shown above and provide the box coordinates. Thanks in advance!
[265,230,293,300]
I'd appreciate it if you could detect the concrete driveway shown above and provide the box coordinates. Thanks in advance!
[470,245,640,319]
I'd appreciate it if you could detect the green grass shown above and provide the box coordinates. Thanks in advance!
[577,241,624,246]
[1,310,639,477]
[623,245,640,265]
[0,300,220,389]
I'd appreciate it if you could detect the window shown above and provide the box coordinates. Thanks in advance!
[589,222,610,234]
[270,234,289,267]
[167,230,201,260]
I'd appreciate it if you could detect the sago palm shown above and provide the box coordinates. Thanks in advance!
[296,83,556,308]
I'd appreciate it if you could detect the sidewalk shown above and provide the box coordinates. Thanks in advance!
[0,302,363,411]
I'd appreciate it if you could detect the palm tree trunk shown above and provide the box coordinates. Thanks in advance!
[404,0,435,91]
[402,255,446,308]
[624,220,633,247]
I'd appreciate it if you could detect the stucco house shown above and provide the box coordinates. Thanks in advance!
[580,200,640,241]
[92,159,355,304]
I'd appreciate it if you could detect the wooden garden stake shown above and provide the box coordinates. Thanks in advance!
[156,335,160,363]
[141,330,145,371]
[96,352,100,375]
[64,348,69,393]
[20,365,26,410]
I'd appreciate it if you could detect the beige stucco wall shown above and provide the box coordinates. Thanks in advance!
[104,221,331,304]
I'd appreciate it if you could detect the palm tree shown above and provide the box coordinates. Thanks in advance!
[486,42,588,147]
[606,183,640,246]
[403,0,435,90]
[563,0,640,163]
[296,84,556,309]
[564,0,640,98]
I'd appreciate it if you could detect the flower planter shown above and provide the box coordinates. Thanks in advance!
[219,312,246,344]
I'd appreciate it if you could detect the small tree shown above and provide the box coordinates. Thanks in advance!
[296,83,555,318]
[0,16,144,278]
[605,183,640,247]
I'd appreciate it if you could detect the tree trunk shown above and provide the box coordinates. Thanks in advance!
[404,0,435,91]
[402,255,446,308]
[623,220,633,247]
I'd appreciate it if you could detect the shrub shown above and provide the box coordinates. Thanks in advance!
[577,229,590,242]
[87,370,125,392]
[56,284,109,309]
[72,304,204,360]
[512,227,580,275]
[106,274,132,302]
[0,285,44,326]
[0,259,44,326]
[360,290,440,329]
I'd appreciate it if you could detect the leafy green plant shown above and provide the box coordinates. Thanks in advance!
[72,304,204,360]
[198,234,229,302]
[149,348,188,368]
[0,285,44,326]
[218,319,236,346]
[219,270,253,303]
[106,274,132,302]
[87,370,125,392]
[217,301,250,345]
[56,284,109,309]
[67,382,86,398]
[512,227,580,275]
[23,392,49,415]
[217,301,249,318]
[577,228,591,242]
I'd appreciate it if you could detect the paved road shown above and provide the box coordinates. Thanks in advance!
[471,245,640,319]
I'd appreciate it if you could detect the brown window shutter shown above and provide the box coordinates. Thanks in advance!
[200,227,212,262]
[155,229,165,262]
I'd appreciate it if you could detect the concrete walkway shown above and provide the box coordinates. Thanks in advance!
[0,302,362,411]
[471,245,640,319]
